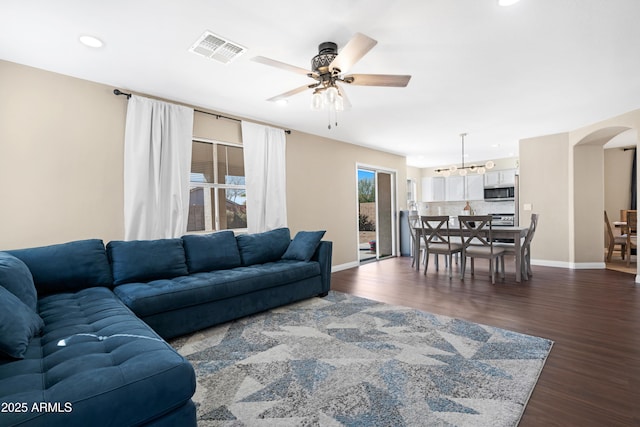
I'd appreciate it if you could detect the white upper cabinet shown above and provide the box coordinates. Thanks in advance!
[445,176,465,201]
[484,169,516,187]
[466,174,485,200]
[422,176,445,202]
[422,175,484,202]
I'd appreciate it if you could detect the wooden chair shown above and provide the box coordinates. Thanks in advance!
[408,213,426,267]
[458,215,505,284]
[493,213,539,280]
[604,211,626,262]
[420,215,462,278]
[520,213,539,280]
[626,210,637,267]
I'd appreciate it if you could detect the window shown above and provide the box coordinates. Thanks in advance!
[187,139,247,232]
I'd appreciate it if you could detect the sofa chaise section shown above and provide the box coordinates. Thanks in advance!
[0,240,196,427]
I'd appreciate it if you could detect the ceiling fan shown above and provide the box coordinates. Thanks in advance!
[252,33,411,116]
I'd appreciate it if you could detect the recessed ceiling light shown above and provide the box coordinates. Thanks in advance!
[498,0,520,6]
[79,35,103,48]
[275,99,288,106]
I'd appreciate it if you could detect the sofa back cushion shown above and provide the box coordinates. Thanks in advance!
[0,286,44,359]
[236,228,291,266]
[107,238,188,285]
[7,239,113,295]
[0,252,38,311]
[182,231,242,273]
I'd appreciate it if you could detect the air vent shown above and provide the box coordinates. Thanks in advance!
[189,31,246,64]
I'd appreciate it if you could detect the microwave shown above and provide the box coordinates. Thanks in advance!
[484,186,514,201]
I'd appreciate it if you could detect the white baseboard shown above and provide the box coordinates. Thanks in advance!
[530,259,606,269]
[331,261,359,273]
[530,259,573,269]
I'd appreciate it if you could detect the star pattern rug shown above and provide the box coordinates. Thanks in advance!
[169,291,553,426]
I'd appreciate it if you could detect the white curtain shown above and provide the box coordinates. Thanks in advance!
[241,121,287,233]
[124,95,194,240]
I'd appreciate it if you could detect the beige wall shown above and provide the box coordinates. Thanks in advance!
[286,132,406,267]
[519,110,640,269]
[604,147,634,222]
[0,60,406,268]
[0,60,126,249]
[572,144,605,263]
[519,133,571,264]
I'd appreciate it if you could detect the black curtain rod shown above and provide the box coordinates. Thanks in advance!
[113,89,290,134]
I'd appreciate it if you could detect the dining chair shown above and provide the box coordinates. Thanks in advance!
[420,215,463,278]
[520,213,539,279]
[626,210,637,267]
[604,210,626,262]
[493,213,539,280]
[458,215,505,284]
[408,213,426,267]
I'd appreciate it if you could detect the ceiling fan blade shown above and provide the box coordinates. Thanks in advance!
[343,74,411,87]
[252,56,315,77]
[329,33,377,73]
[266,84,312,102]
[335,84,352,110]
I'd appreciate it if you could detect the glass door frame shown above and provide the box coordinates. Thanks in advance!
[355,163,398,262]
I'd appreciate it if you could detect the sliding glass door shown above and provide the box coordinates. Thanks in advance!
[357,166,396,263]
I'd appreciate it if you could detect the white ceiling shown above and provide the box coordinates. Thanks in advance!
[2,0,639,168]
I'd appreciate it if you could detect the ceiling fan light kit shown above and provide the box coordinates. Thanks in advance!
[252,33,411,129]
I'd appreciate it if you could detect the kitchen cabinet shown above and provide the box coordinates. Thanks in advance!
[422,175,484,202]
[448,175,484,201]
[484,169,516,187]
[422,176,445,202]
[446,176,464,201]
[466,174,484,200]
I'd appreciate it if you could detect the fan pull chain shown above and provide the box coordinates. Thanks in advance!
[327,106,339,130]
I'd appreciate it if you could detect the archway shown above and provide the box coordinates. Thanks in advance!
[572,127,638,277]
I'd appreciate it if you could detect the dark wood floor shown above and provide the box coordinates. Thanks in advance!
[331,256,640,427]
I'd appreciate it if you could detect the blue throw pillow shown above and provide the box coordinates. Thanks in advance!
[7,239,113,295]
[0,252,37,311]
[107,238,189,285]
[0,286,44,359]
[182,231,242,273]
[282,230,326,262]
[236,228,291,266]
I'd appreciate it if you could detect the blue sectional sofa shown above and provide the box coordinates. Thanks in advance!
[0,228,332,426]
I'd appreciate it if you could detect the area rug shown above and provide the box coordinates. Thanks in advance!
[169,291,553,426]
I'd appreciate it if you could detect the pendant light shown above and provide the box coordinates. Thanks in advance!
[434,133,496,177]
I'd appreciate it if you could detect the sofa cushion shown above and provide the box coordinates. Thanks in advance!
[0,286,44,359]
[182,231,241,273]
[236,227,291,266]
[114,260,321,317]
[282,230,326,262]
[107,238,188,285]
[0,252,37,311]
[7,239,113,295]
[0,287,196,426]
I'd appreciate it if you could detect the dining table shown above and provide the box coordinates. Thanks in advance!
[412,223,530,282]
